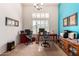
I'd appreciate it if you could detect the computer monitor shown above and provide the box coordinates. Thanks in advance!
[39,28,45,32]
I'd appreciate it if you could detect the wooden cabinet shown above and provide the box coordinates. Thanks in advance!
[62,39,69,54]
[58,37,79,56]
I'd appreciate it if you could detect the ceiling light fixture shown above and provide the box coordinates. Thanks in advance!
[33,3,44,10]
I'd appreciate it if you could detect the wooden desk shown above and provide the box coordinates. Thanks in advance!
[59,37,79,56]
[36,34,57,44]
[50,34,57,41]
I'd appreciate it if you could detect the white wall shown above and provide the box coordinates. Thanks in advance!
[0,3,22,54]
[22,3,58,33]
[0,3,58,54]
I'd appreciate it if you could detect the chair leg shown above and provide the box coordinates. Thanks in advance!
[41,41,50,48]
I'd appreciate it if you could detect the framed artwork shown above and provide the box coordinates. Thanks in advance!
[11,20,15,26]
[5,17,12,26]
[63,17,68,27]
[5,17,19,27]
[69,13,77,26]
[15,21,19,26]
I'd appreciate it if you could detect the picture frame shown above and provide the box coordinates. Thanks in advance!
[15,21,19,27]
[5,17,12,26]
[63,17,68,27]
[5,17,19,27]
[69,13,77,26]
[11,20,15,26]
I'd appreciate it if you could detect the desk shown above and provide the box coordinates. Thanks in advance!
[36,34,57,44]
[59,37,79,56]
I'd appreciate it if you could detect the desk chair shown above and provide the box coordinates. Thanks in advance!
[25,29,33,42]
[41,31,50,48]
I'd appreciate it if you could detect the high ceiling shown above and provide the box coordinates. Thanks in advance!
[22,3,58,6]
[0,0,78,3]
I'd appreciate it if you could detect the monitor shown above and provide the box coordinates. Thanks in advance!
[39,28,45,32]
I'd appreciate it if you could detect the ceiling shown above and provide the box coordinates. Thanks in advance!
[22,3,58,6]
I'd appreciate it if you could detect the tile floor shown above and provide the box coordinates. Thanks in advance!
[1,41,67,56]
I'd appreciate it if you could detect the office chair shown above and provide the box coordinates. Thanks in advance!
[41,31,50,48]
[25,29,33,42]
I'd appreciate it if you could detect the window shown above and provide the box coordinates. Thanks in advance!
[32,13,49,18]
[32,20,49,34]
[32,13,49,34]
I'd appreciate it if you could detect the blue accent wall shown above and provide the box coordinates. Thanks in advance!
[58,3,79,37]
